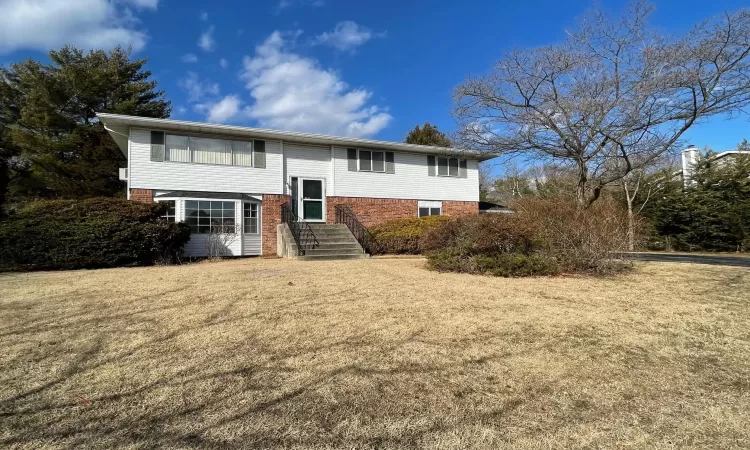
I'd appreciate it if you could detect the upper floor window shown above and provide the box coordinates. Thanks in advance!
[151,131,264,168]
[347,148,394,174]
[427,156,467,178]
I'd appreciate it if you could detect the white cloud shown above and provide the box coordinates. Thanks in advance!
[178,72,219,103]
[200,11,208,21]
[0,0,158,54]
[197,95,244,124]
[240,31,391,137]
[181,53,198,63]
[119,0,159,8]
[219,58,229,68]
[175,106,187,115]
[198,26,216,52]
[313,21,383,52]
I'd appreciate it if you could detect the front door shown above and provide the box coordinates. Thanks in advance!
[300,178,325,222]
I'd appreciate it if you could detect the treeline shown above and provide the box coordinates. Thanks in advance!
[0,46,170,216]
[485,144,750,253]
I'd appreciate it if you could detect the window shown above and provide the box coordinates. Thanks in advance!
[359,150,372,171]
[160,200,176,222]
[166,135,190,162]
[418,201,442,217]
[163,134,260,167]
[191,137,231,165]
[359,150,385,172]
[434,157,463,177]
[184,200,236,234]
[232,141,253,166]
[244,203,259,234]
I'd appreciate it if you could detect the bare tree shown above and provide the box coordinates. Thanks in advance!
[454,1,750,207]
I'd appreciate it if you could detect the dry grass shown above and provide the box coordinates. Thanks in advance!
[1,258,749,449]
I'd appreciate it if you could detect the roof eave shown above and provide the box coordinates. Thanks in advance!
[96,113,496,161]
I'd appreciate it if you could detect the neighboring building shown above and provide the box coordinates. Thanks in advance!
[681,145,750,185]
[98,113,489,257]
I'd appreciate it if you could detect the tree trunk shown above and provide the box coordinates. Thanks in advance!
[626,200,635,252]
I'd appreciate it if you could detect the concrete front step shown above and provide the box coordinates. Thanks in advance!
[309,243,363,250]
[305,248,365,256]
[297,253,370,261]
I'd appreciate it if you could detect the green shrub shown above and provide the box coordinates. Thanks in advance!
[369,215,452,254]
[0,198,191,271]
[427,250,560,277]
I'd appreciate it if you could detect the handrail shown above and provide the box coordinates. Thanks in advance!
[281,203,319,256]
[334,205,379,255]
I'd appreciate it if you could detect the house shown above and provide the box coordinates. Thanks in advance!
[98,113,490,258]
[681,145,750,185]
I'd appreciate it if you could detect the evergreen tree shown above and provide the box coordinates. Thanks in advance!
[645,149,750,251]
[0,46,170,209]
[405,123,452,147]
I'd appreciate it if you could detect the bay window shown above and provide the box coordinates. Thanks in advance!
[184,200,236,234]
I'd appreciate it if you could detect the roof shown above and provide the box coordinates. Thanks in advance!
[154,191,259,200]
[479,201,514,214]
[96,113,495,161]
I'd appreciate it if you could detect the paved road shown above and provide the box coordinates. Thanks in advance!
[625,252,750,268]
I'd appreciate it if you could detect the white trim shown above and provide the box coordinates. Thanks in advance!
[127,127,132,200]
[330,144,335,194]
[297,177,326,222]
[280,141,285,194]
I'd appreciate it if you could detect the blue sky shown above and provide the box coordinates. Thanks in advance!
[1,0,748,152]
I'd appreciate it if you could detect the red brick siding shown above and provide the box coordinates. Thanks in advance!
[262,194,290,256]
[443,200,479,217]
[130,189,153,203]
[326,197,478,227]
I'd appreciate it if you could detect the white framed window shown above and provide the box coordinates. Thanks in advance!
[431,156,465,177]
[158,200,176,222]
[359,150,386,172]
[184,200,236,234]
[418,201,442,217]
[162,133,258,167]
[244,202,259,234]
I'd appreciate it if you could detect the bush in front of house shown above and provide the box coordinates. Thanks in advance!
[421,198,633,277]
[0,198,191,271]
[368,215,452,255]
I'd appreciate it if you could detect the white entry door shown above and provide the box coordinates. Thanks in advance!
[298,178,325,222]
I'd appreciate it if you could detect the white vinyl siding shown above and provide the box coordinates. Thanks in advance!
[129,128,282,194]
[332,147,479,202]
[283,142,332,196]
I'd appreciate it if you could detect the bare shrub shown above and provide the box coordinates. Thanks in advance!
[204,222,240,259]
[423,197,638,276]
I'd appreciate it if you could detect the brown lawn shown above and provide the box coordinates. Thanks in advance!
[1,258,749,449]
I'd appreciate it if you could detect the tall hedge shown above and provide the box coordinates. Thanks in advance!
[0,198,191,271]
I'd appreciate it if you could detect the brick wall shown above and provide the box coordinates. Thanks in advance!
[443,200,480,217]
[130,189,153,203]
[326,197,478,227]
[262,194,290,256]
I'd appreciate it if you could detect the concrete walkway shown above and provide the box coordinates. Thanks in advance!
[627,252,750,268]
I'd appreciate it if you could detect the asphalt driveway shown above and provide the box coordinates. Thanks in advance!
[628,252,750,268]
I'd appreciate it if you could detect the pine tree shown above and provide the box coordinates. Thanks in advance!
[405,123,452,147]
[0,46,170,207]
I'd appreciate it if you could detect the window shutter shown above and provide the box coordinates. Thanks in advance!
[385,152,395,174]
[150,131,165,162]
[459,159,468,178]
[347,148,358,171]
[254,140,266,168]
[427,156,436,176]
